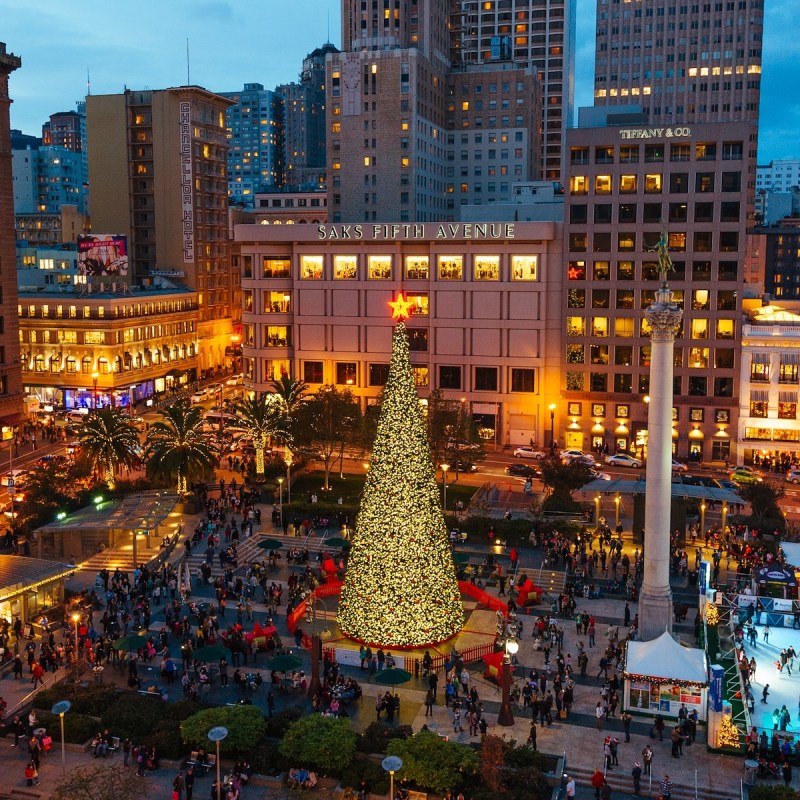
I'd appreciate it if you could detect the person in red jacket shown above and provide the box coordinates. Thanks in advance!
[31,662,44,689]
[591,768,605,800]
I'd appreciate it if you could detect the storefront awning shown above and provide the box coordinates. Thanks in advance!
[0,555,76,604]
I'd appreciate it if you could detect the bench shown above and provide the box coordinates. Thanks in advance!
[138,689,163,699]
[407,792,427,800]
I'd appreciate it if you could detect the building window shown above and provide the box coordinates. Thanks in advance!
[405,256,429,280]
[568,261,586,281]
[780,359,799,384]
[474,255,500,280]
[412,366,429,387]
[408,329,428,351]
[511,255,537,280]
[595,175,612,194]
[303,361,323,384]
[439,366,462,390]
[614,374,632,393]
[749,397,768,417]
[566,371,584,391]
[511,368,535,393]
[263,258,290,278]
[333,255,358,279]
[474,367,498,391]
[368,255,392,279]
[644,174,662,193]
[566,317,586,336]
[264,326,290,347]
[369,363,390,386]
[590,345,609,364]
[779,400,797,420]
[438,256,463,280]
[619,174,637,193]
[566,344,584,364]
[688,376,707,396]
[570,176,588,194]
[300,255,323,279]
[590,373,607,392]
[335,362,358,385]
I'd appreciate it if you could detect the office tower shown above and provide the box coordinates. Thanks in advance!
[329,0,573,222]
[593,0,764,127]
[12,145,88,214]
[220,83,284,205]
[0,44,25,421]
[451,0,577,183]
[562,115,751,463]
[87,87,237,373]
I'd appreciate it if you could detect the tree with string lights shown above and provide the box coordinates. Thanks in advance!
[337,292,463,647]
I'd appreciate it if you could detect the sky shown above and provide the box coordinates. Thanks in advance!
[1,0,797,163]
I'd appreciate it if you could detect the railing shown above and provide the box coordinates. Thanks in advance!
[6,664,69,719]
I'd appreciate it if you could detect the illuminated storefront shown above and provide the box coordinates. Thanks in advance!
[0,555,74,626]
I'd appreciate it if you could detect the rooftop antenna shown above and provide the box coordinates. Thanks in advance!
[327,10,330,43]
[186,37,190,85]
[86,67,91,97]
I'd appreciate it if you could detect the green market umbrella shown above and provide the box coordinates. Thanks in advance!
[193,644,229,662]
[452,552,471,565]
[324,537,350,548]
[268,653,303,671]
[113,634,149,652]
[374,668,413,686]
[256,538,285,551]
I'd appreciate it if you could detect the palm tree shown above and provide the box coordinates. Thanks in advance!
[145,404,217,494]
[77,408,140,489]
[270,374,308,418]
[229,394,291,479]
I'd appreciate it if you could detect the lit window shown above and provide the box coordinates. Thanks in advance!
[438,256,463,280]
[334,256,357,280]
[512,255,537,280]
[474,255,500,280]
[405,256,429,280]
[300,256,323,280]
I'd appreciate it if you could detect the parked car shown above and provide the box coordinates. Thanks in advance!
[605,453,642,468]
[786,469,800,485]
[65,409,89,424]
[190,392,208,404]
[1,469,28,488]
[671,460,689,473]
[590,469,612,481]
[561,449,595,465]
[716,479,741,492]
[451,460,478,474]
[681,474,722,488]
[512,446,546,459]
[505,463,540,478]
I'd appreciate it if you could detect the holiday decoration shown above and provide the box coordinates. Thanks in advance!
[337,318,463,647]
[705,603,719,625]
[717,716,741,749]
[388,291,415,321]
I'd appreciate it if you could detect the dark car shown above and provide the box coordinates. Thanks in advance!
[505,463,540,478]
[452,460,478,474]
[680,474,721,488]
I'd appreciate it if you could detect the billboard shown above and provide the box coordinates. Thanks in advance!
[77,234,128,277]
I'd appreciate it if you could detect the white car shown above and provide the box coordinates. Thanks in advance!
[671,460,689,473]
[513,446,546,459]
[561,449,595,465]
[605,453,643,468]
[226,374,243,386]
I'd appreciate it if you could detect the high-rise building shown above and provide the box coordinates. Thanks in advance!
[328,0,574,222]
[220,83,283,205]
[12,145,88,214]
[0,43,25,424]
[593,0,764,128]
[756,159,800,193]
[561,116,752,463]
[87,86,238,373]
[450,0,576,183]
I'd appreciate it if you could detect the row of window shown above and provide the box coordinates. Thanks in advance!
[566,371,735,398]
[21,321,195,345]
[748,402,799,421]
[567,343,735,367]
[568,230,739,254]
[569,141,743,165]
[568,400,731,425]
[567,259,739,283]
[570,200,740,224]
[569,171,741,195]
[21,345,196,375]
[566,309,736,338]
[750,360,799,384]
[295,361,536,393]
[248,254,539,282]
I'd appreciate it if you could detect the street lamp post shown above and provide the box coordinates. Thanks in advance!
[700,501,706,542]
[285,448,293,503]
[721,502,728,535]
[615,495,621,529]
[497,638,519,726]
[91,371,99,410]
[72,613,80,682]
[208,726,228,800]
[277,477,284,529]
[51,700,71,774]
[305,593,328,700]
[440,463,450,513]
[549,403,557,449]
[594,495,601,526]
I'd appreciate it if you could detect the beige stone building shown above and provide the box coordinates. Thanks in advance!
[234,220,564,446]
[87,87,238,374]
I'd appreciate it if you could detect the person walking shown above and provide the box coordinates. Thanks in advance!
[424,688,435,717]
[762,684,770,704]
[659,774,674,800]
[641,744,653,776]
[631,761,642,796]
[565,775,576,799]
[621,711,632,742]
[528,720,537,750]
[172,770,185,800]
[185,766,195,800]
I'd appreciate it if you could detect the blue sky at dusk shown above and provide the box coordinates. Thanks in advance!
[1,0,797,162]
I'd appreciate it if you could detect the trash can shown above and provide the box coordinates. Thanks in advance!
[744,759,758,785]
[688,570,698,587]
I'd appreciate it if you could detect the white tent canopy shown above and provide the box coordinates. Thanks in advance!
[625,631,707,685]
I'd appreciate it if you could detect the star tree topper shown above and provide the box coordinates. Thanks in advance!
[388,291,414,321]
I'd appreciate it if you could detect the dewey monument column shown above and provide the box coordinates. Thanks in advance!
[638,232,683,641]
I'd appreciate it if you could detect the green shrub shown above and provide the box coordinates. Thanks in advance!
[141,721,184,760]
[101,694,164,741]
[36,711,98,744]
[164,699,203,722]
[265,706,304,738]
[250,739,290,776]
[356,722,413,754]
[505,744,549,771]
[35,683,118,717]
[748,786,797,800]
[340,753,390,794]
[181,706,265,757]
[279,715,357,775]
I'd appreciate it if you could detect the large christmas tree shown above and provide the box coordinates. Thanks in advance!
[337,295,463,647]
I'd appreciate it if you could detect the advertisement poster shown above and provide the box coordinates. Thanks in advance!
[629,681,650,710]
[77,234,128,276]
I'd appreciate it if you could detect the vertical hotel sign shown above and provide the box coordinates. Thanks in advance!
[179,101,194,263]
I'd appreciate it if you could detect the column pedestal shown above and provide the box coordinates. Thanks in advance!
[638,588,674,641]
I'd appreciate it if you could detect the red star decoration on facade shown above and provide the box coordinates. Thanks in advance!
[568,266,583,280]
[388,291,414,321]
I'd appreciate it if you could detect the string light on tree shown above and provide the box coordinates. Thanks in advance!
[717,716,741,749]
[337,295,463,647]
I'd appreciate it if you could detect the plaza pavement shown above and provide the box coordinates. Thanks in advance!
[0,475,761,799]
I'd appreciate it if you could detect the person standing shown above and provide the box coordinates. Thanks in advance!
[528,720,537,750]
[641,744,653,776]
[595,702,605,731]
[565,775,576,800]
[122,737,132,767]
[185,766,194,800]
[659,774,673,800]
[424,688,435,717]
[631,762,642,796]
[762,684,770,704]
[621,711,632,743]
[172,770,184,800]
